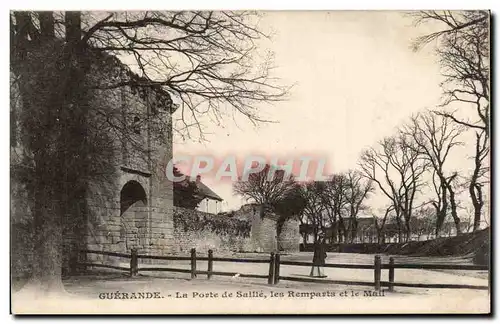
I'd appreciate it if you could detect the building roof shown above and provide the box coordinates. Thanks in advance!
[180,174,223,202]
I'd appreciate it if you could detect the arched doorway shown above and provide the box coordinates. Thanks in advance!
[120,180,147,215]
[119,181,148,252]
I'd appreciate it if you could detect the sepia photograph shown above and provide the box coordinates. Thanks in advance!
[9,8,491,315]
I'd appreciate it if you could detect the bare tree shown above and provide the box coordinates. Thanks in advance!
[371,205,394,244]
[411,10,490,231]
[359,135,427,242]
[307,171,373,244]
[11,11,288,294]
[359,138,403,242]
[469,128,489,231]
[12,11,289,139]
[403,111,465,235]
[343,170,374,243]
[396,134,429,241]
[299,181,329,244]
[319,174,349,243]
[233,165,297,207]
[412,11,489,133]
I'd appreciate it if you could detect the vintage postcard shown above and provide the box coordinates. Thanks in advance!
[10,10,491,315]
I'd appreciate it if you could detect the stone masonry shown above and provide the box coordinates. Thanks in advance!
[10,52,176,274]
[80,54,175,265]
[10,50,300,276]
[170,203,301,255]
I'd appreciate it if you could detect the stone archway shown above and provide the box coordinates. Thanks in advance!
[119,181,148,252]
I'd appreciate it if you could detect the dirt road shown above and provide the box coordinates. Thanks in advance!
[11,252,490,314]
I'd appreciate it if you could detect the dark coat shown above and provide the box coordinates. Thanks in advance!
[312,240,327,266]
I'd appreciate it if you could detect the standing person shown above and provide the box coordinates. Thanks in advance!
[310,234,328,278]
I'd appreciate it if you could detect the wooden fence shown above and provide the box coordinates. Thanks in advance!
[78,249,489,291]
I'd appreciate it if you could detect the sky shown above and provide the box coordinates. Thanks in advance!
[172,11,484,218]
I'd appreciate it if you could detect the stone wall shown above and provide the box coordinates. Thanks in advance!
[279,219,301,252]
[172,204,301,254]
[249,216,278,252]
[233,203,300,253]
[173,207,252,254]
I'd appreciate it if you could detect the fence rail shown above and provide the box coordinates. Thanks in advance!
[383,263,487,270]
[78,248,489,291]
[280,261,374,269]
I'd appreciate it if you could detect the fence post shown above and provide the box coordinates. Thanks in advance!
[69,243,78,275]
[374,255,381,291]
[207,249,213,280]
[78,249,87,274]
[130,248,138,277]
[388,257,395,292]
[190,248,197,279]
[268,252,275,285]
[274,253,281,285]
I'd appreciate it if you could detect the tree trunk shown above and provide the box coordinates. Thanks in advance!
[302,232,308,245]
[472,197,482,232]
[13,61,65,297]
[13,11,84,298]
[31,193,65,293]
[405,219,411,242]
[470,181,484,232]
[16,153,66,297]
[469,131,487,232]
[350,218,358,243]
[65,11,82,44]
[449,189,461,235]
[444,178,461,235]
[330,216,337,243]
[337,217,344,243]
[38,11,55,39]
[436,182,448,236]
[395,216,402,243]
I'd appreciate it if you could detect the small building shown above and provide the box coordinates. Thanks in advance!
[174,173,223,214]
[192,175,223,214]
